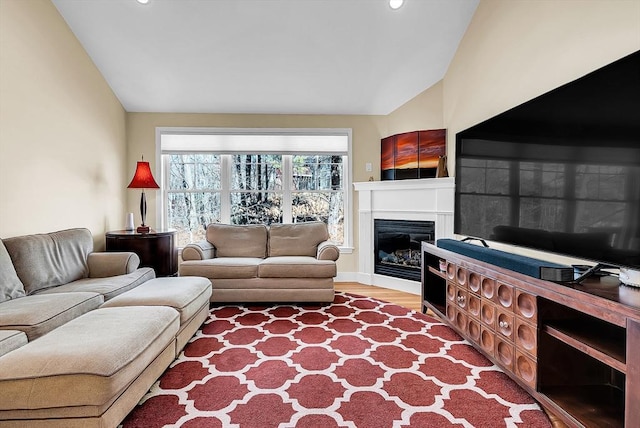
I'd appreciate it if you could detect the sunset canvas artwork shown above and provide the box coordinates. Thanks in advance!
[381,129,446,180]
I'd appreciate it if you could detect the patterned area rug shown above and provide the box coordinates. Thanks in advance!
[122,292,551,427]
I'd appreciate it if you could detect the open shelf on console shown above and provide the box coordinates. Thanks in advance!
[539,325,626,428]
[428,265,447,280]
[543,384,625,428]
[539,298,626,372]
[543,321,626,373]
[422,250,447,315]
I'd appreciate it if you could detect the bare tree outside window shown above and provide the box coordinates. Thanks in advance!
[231,154,283,225]
[292,155,344,243]
[166,154,221,247]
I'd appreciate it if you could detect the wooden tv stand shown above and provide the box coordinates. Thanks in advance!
[421,242,640,428]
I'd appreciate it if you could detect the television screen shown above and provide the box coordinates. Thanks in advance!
[454,51,640,270]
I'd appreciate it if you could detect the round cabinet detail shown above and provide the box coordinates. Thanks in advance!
[468,318,481,342]
[516,351,537,388]
[446,282,456,302]
[516,319,537,355]
[456,289,467,310]
[481,277,496,300]
[480,327,495,357]
[468,271,481,293]
[446,262,456,280]
[455,311,467,333]
[496,282,514,309]
[496,310,514,341]
[456,267,467,287]
[480,301,496,329]
[468,294,481,318]
[495,338,514,370]
[516,290,537,322]
[446,304,456,324]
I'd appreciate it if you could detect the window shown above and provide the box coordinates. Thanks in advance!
[157,128,351,249]
[230,154,283,225]
[165,154,221,246]
[292,155,344,240]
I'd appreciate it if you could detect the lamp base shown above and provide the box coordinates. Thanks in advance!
[136,225,151,234]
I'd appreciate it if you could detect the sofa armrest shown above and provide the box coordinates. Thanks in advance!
[87,252,140,278]
[317,241,340,261]
[182,241,216,261]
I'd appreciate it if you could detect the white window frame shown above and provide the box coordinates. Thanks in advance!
[155,127,353,252]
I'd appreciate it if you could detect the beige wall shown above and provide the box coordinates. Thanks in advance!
[386,80,444,136]
[0,0,126,248]
[443,0,640,165]
[126,113,387,273]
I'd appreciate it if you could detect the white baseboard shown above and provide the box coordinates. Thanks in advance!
[336,271,421,296]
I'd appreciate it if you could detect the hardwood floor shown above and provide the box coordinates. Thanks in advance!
[335,282,424,313]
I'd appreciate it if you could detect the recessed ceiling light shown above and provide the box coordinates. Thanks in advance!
[389,0,404,10]
[137,0,149,4]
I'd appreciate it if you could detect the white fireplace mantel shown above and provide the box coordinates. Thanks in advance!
[353,177,455,294]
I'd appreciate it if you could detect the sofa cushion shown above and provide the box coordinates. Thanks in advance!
[207,224,268,258]
[2,228,93,294]
[0,306,179,412]
[0,292,103,340]
[0,330,27,357]
[101,277,212,324]
[180,257,262,279]
[269,222,329,257]
[35,267,155,301]
[258,256,337,278]
[0,239,25,303]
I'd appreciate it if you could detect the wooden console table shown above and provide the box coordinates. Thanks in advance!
[106,229,178,277]
[422,242,640,428]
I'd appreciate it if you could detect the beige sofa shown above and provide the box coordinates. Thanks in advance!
[0,228,154,341]
[0,228,211,428]
[180,221,340,302]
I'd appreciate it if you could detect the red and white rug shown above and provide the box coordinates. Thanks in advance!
[122,292,551,427]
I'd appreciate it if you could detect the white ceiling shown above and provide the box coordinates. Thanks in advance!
[52,0,479,115]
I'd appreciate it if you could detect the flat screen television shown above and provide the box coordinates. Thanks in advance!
[454,50,640,270]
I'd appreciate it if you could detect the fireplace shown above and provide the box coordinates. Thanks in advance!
[374,219,435,281]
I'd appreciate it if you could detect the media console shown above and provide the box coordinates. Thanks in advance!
[422,241,640,428]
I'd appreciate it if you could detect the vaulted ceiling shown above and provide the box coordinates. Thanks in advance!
[52,0,479,115]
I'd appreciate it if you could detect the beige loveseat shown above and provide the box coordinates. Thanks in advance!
[180,221,340,302]
[0,228,211,428]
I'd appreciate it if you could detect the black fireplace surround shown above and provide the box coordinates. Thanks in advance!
[374,219,435,281]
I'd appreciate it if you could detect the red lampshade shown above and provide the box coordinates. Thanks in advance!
[127,160,159,189]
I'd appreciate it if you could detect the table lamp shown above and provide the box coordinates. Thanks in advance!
[127,156,160,233]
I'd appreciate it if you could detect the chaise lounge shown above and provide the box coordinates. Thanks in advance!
[0,228,211,427]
